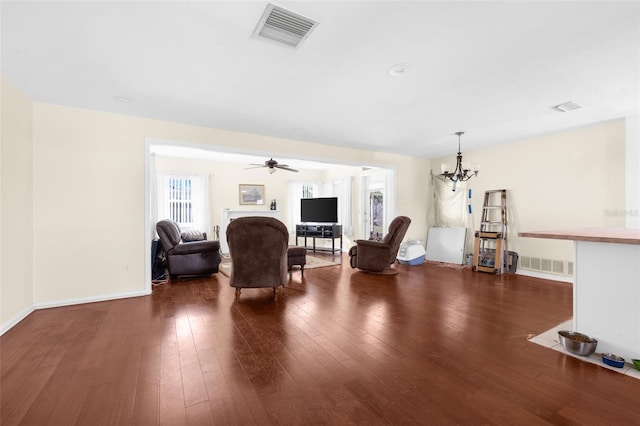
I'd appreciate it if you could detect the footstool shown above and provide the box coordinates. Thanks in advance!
[287,246,307,276]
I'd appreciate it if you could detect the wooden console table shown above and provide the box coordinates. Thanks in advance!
[519,228,640,361]
[296,224,342,254]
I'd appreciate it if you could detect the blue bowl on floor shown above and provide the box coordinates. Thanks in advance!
[602,353,625,368]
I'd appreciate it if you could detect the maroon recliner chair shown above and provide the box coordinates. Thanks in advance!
[348,216,411,273]
[156,219,221,278]
[226,216,289,297]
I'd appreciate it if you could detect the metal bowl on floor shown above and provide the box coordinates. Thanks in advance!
[602,353,625,368]
[558,330,598,356]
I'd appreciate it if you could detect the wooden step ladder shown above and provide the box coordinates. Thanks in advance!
[473,189,508,274]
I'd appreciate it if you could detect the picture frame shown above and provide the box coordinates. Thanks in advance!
[239,184,265,205]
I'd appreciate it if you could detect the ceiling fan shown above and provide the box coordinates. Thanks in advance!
[247,158,299,174]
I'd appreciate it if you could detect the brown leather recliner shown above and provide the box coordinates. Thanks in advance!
[156,219,221,278]
[226,216,289,297]
[348,216,411,273]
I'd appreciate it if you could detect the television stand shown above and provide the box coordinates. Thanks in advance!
[295,224,343,255]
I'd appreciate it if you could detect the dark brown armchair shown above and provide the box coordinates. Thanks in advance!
[226,216,289,297]
[156,219,221,278]
[348,216,412,273]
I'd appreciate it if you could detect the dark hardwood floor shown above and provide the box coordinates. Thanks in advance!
[2,254,639,425]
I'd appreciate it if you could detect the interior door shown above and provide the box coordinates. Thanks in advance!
[369,190,384,239]
[362,172,387,240]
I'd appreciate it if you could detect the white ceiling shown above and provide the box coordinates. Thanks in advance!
[151,143,360,171]
[2,1,639,158]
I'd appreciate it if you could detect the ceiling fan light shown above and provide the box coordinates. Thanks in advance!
[269,168,276,174]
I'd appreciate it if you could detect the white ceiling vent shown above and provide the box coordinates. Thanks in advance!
[253,4,318,48]
[553,100,583,112]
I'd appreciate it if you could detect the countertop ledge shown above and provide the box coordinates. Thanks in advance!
[518,228,640,245]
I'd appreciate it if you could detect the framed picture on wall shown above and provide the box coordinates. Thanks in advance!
[239,184,265,205]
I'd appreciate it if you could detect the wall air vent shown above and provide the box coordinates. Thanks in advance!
[553,100,583,112]
[519,256,573,277]
[253,3,318,48]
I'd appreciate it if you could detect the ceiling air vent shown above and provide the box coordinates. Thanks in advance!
[253,3,318,48]
[553,100,583,112]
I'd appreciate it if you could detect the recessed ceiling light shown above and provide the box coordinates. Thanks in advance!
[116,96,133,103]
[553,100,583,112]
[388,63,411,77]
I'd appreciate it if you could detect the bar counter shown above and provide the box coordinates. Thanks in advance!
[519,228,640,245]
[519,228,640,362]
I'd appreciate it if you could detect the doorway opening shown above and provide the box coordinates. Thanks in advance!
[369,191,384,239]
[361,170,394,240]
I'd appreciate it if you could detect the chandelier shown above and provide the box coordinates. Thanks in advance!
[440,131,479,184]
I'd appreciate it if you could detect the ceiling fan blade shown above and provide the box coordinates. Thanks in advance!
[247,158,297,172]
[275,164,299,172]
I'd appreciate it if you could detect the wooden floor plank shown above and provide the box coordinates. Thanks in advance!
[2,254,639,425]
[131,344,161,426]
[185,400,213,426]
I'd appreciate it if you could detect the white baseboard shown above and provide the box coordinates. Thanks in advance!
[1,289,151,336]
[33,290,151,310]
[0,305,36,336]
[516,269,573,284]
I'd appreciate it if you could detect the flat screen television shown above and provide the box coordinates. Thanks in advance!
[300,197,338,223]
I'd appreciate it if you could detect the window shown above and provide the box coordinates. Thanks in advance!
[302,184,314,199]
[158,174,209,233]
[168,177,193,227]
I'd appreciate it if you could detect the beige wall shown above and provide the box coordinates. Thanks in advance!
[1,77,34,327]
[29,102,430,306]
[430,120,626,265]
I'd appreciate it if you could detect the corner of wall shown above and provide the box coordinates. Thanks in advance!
[1,75,35,328]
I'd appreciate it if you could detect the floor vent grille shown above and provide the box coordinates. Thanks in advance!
[530,257,541,270]
[518,256,573,276]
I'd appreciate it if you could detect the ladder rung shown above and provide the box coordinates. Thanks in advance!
[485,189,507,193]
[483,206,503,209]
[481,221,504,225]
[474,265,498,273]
[475,231,503,239]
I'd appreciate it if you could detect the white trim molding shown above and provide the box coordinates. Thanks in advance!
[0,305,36,336]
[1,290,150,336]
[33,290,151,310]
